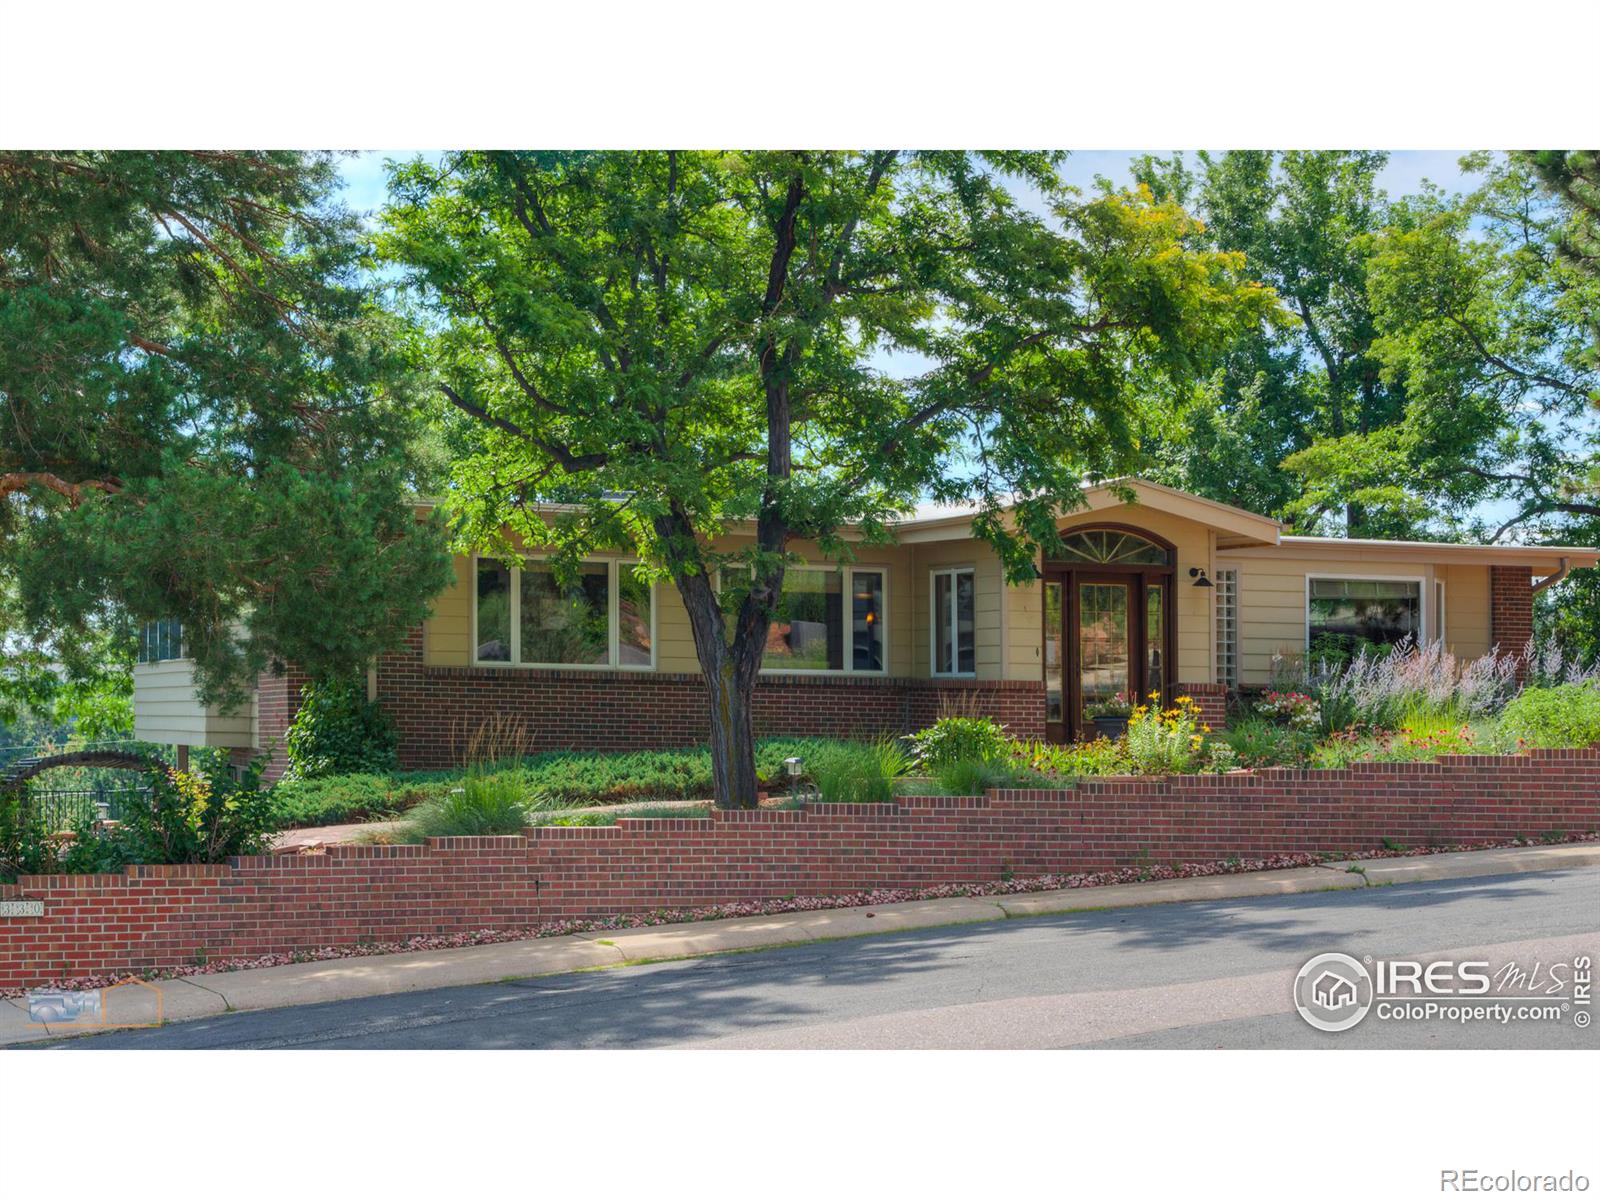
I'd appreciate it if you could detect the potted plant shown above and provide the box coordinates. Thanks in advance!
[1085,692,1134,739]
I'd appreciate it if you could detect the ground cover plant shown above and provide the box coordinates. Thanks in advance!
[268,737,844,829]
[808,738,912,805]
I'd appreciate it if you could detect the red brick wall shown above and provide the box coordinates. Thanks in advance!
[1176,683,1228,731]
[373,627,1045,769]
[254,665,309,783]
[2,749,1593,990]
[1491,565,1535,679]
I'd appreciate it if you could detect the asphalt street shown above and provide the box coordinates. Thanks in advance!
[31,867,1600,1050]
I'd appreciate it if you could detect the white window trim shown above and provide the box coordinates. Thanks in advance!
[1304,573,1428,651]
[471,554,657,671]
[718,563,892,676]
[929,565,977,678]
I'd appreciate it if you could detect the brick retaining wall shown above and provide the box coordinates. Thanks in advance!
[2,749,1594,991]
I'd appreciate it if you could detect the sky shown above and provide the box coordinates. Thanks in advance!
[336,149,1479,221]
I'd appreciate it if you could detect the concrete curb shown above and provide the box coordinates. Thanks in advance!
[4,842,1596,1047]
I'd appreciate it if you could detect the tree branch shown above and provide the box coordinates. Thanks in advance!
[0,472,121,505]
[437,383,608,474]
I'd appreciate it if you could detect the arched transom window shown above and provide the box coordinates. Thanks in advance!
[1054,529,1172,566]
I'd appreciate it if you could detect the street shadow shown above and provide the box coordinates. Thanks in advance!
[31,922,1004,1050]
[28,870,1582,1050]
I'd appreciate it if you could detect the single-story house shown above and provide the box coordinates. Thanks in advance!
[132,479,1599,777]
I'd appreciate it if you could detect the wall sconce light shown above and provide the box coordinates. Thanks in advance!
[1189,567,1214,588]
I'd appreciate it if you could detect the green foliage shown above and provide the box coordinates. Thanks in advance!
[284,677,400,781]
[29,756,279,872]
[1221,718,1315,768]
[1137,151,1597,567]
[268,773,443,829]
[0,790,59,880]
[1124,695,1207,775]
[0,614,133,743]
[269,737,843,825]
[1009,736,1128,779]
[933,758,1042,796]
[0,151,454,710]
[908,716,1011,771]
[808,738,911,804]
[400,771,533,840]
[1354,154,1599,541]
[380,150,1277,807]
[1498,683,1600,749]
[1515,151,1600,289]
[113,759,277,864]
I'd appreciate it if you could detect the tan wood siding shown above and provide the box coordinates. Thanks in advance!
[1440,563,1491,658]
[1214,554,1489,684]
[423,554,472,666]
[133,659,253,747]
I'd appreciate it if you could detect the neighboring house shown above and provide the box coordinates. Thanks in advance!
[132,479,1599,778]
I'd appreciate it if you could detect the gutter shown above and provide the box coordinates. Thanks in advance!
[1532,556,1573,596]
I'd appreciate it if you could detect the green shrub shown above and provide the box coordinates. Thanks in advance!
[284,677,400,781]
[0,791,60,880]
[809,738,910,804]
[1222,718,1314,768]
[103,759,276,865]
[1009,736,1128,779]
[1497,682,1600,749]
[908,716,1010,770]
[933,758,1044,796]
[401,772,534,840]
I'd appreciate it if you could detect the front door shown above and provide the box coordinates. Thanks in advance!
[1043,564,1173,743]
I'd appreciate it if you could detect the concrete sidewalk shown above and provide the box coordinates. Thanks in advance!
[4,841,1596,1046]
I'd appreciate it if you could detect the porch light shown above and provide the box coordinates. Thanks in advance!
[1188,567,1214,588]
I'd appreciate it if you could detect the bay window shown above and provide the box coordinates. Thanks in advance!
[474,557,654,668]
[931,567,976,676]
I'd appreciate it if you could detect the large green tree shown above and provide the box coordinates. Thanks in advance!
[382,151,1275,807]
[1352,153,1598,540]
[0,152,453,709]
[1132,151,1411,535]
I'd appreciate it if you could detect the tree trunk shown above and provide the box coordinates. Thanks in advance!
[704,658,760,809]
[670,557,769,810]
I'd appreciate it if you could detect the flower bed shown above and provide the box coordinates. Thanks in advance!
[0,747,1594,992]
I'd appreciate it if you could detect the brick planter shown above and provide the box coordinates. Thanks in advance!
[1,749,1594,992]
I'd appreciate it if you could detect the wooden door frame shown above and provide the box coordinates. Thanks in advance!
[1041,525,1178,743]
